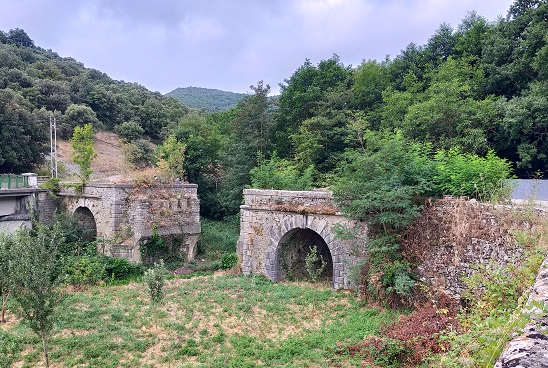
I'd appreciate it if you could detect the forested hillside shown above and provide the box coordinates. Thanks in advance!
[0,0,546,221]
[0,28,189,173]
[166,86,245,112]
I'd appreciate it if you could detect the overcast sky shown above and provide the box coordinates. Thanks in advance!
[1,0,514,95]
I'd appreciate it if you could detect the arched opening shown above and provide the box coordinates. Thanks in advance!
[73,206,97,242]
[276,228,333,282]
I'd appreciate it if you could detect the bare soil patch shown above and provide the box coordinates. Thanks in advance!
[56,131,154,184]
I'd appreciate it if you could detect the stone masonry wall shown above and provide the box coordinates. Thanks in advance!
[238,189,366,290]
[36,190,58,224]
[59,183,200,263]
[127,183,201,262]
[404,198,532,300]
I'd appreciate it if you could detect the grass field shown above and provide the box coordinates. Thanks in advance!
[0,274,399,368]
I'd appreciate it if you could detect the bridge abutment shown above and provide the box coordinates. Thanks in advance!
[237,189,367,289]
[59,182,200,263]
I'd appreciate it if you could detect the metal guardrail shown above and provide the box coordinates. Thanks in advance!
[0,173,40,189]
[0,174,29,189]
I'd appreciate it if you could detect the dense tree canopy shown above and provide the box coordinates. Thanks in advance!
[0,0,546,215]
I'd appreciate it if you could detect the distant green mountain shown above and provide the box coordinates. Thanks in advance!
[166,87,246,112]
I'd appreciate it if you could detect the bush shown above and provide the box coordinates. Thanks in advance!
[114,121,144,142]
[333,132,436,305]
[250,151,314,190]
[220,252,238,270]
[434,147,514,201]
[124,139,155,168]
[64,256,106,287]
[101,256,144,280]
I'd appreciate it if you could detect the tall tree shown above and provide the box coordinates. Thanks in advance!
[495,81,548,176]
[424,23,457,65]
[167,112,224,217]
[70,123,97,183]
[454,11,493,61]
[61,103,100,138]
[481,0,547,97]
[274,55,352,156]
[401,57,496,155]
[156,134,186,181]
[351,59,390,130]
[219,81,274,216]
[6,28,34,48]
[0,89,48,172]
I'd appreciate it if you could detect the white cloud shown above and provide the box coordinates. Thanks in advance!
[177,16,225,43]
[0,0,517,94]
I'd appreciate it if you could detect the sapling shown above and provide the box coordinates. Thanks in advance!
[305,246,326,311]
[144,259,167,306]
[305,246,326,283]
[0,232,15,323]
[10,222,65,368]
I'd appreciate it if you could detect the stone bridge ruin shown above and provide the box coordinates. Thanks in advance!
[57,182,201,263]
[237,189,367,289]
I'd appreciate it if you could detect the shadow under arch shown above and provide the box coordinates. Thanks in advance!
[276,228,333,283]
[73,206,97,242]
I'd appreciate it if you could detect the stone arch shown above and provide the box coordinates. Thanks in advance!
[264,214,345,288]
[276,228,333,281]
[73,206,97,242]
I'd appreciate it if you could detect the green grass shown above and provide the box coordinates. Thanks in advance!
[0,275,399,367]
[198,217,240,260]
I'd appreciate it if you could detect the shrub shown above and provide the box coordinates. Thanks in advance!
[434,147,514,201]
[144,260,167,305]
[305,246,326,283]
[114,121,144,142]
[124,139,155,168]
[140,226,182,264]
[64,256,106,287]
[101,256,144,280]
[220,252,238,270]
[333,131,436,305]
[250,151,314,190]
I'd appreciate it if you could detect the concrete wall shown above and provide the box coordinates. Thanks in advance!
[0,189,40,231]
[237,189,366,289]
[59,183,200,263]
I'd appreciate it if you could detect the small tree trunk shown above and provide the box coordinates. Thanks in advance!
[41,333,50,368]
[1,292,7,323]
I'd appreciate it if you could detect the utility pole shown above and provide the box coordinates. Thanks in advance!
[49,113,58,178]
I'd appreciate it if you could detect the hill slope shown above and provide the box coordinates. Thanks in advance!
[0,28,189,173]
[166,86,245,112]
[56,131,155,184]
